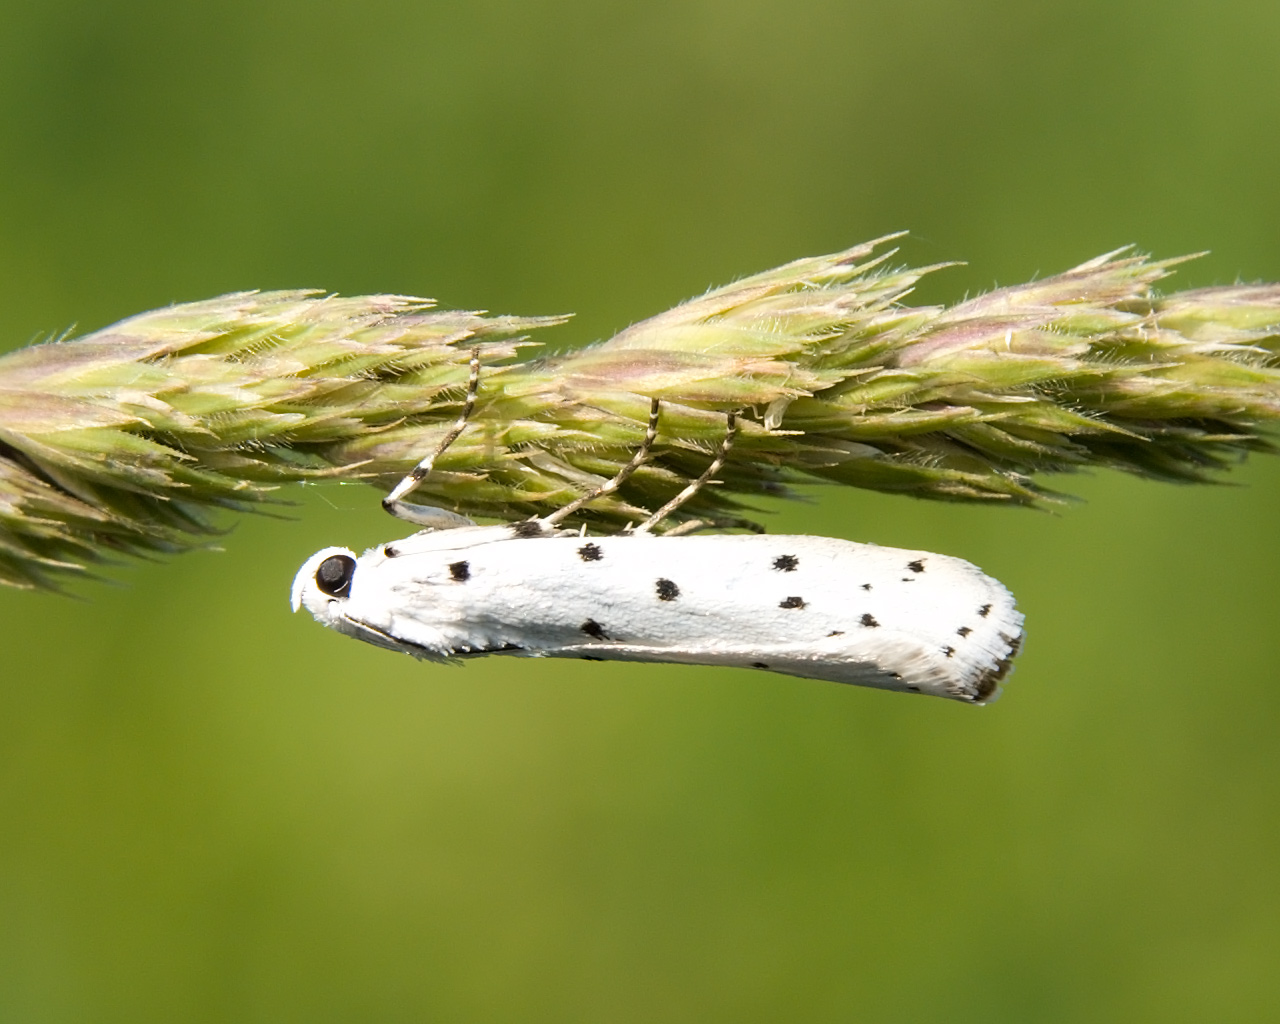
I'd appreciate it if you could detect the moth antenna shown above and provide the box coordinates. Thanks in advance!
[541,398,661,527]
[634,412,737,535]
[383,347,482,526]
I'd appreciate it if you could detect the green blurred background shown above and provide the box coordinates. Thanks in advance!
[2,0,1279,1020]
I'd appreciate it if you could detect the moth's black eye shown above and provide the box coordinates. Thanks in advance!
[315,554,356,598]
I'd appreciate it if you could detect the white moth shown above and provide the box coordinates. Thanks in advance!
[292,355,1023,703]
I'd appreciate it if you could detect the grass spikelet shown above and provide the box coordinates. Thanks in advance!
[3,235,1279,588]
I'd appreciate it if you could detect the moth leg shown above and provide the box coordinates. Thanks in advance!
[540,398,660,527]
[664,514,766,536]
[660,518,707,537]
[382,347,482,529]
[633,412,737,534]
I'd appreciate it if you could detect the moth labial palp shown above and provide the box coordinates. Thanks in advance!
[291,351,1025,703]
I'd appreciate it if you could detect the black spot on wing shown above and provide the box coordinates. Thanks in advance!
[510,520,546,539]
[827,630,844,637]
[956,626,972,638]
[578,542,603,561]
[751,662,768,669]
[580,619,609,640]
[581,655,605,662]
[861,583,872,591]
[942,645,955,658]
[383,545,399,558]
[978,603,992,618]
[779,596,806,609]
[448,560,470,582]
[772,554,799,572]
[907,559,926,573]
[655,578,680,601]
[860,613,879,628]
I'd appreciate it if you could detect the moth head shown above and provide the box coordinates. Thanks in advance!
[292,546,359,619]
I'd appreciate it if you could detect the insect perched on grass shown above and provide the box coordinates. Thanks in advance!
[292,352,1023,702]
